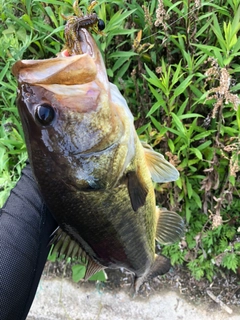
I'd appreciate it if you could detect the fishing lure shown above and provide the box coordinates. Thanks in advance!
[63,0,105,55]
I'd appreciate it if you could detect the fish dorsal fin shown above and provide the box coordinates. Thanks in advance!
[141,142,179,183]
[127,170,148,211]
[51,228,105,280]
[155,207,185,245]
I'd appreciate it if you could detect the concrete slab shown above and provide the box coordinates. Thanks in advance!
[27,276,240,320]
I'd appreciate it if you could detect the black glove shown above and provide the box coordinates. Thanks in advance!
[0,164,58,320]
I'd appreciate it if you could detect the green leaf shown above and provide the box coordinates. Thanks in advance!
[231,82,240,92]
[166,127,187,140]
[170,112,186,135]
[196,18,212,38]
[173,75,193,98]
[47,246,58,262]
[109,29,137,36]
[192,190,202,209]
[178,113,204,120]
[221,126,239,135]
[175,176,182,189]
[171,61,182,86]
[0,62,9,81]
[108,51,138,58]
[146,100,163,117]
[211,14,227,52]
[193,131,216,141]
[34,0,65,4]
[150,115,162,132]
[190,147,203,160]
[148,85,164,102]
[197,140,212,151]
[193,43,223,56]
[22,13,34,28]
[44,6,59,28]
[185,201,191,223]
[166,1,183,15]
[237,104,240,131]
[176,99,189,117]
[229,175,235,186]
[72,264,86,282]
[107,68,113,77]
[115,60,131,79]
[186,177,193,199]
[43,25,64,41]
[168,139,175,153]
[221,253,238,272]
[144,64,164,90]
[88,270,107,282]
[112,56,130,72]
[232,36,240,54]
[230,5,240,40]
[136,123,150,135]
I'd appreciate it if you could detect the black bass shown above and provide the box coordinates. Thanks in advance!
[12,26,184,289]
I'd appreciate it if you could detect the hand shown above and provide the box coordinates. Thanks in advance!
[0,164,58,320]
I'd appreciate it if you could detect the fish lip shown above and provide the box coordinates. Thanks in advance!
[12,54,97,86]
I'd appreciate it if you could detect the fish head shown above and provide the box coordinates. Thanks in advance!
[12,29,125,188]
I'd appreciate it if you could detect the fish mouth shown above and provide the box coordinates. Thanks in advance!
[12,28,106,87]
[12,54,97,85]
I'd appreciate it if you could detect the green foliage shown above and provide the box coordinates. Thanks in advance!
[163,206,240,281]
[72,264,86,282]
[72,265,106,282]
[1,0,239,284]
[88,270,107,282]
[140,0,240,282]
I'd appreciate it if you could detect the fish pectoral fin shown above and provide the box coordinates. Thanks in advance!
[141,141,179,183]
[51,228,105,280]
[134,254,171,292]
[155,207,185,245]
[127,170,148,212]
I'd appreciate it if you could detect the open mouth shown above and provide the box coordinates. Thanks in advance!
[59,49,71,57]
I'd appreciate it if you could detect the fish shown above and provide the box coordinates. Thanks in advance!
[12,25,184,290]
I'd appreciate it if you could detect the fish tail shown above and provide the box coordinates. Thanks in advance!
[134,254,171,292]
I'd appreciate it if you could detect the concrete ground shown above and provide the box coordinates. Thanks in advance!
[27,275,240,320]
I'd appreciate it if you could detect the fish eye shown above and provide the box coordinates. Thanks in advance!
[35,103,55,126]
[97,19,105,31]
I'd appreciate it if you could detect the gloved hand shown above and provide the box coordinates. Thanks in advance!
[0,164,58,320]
